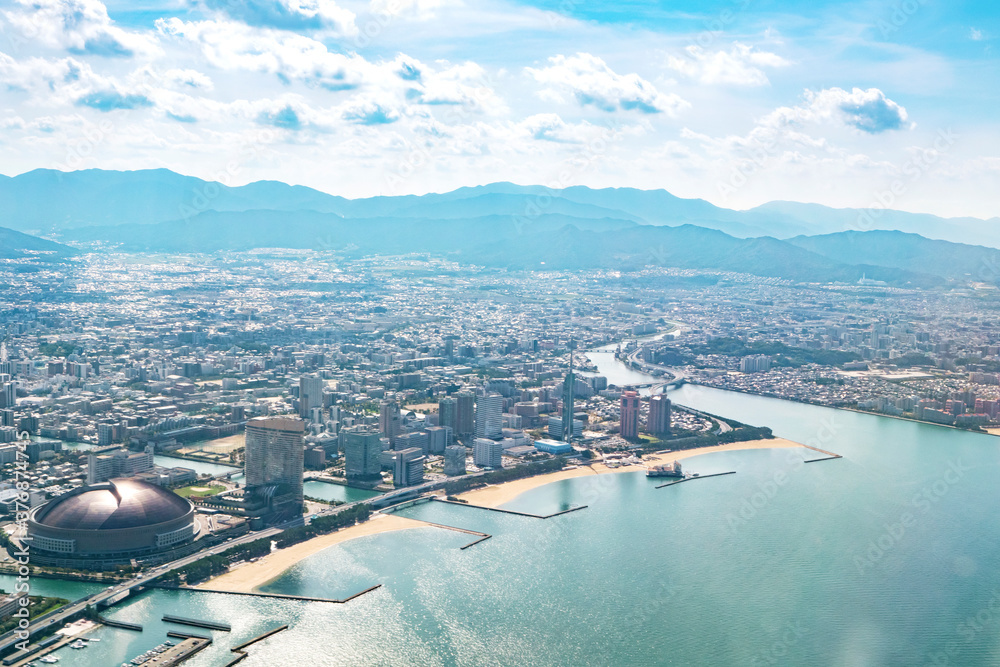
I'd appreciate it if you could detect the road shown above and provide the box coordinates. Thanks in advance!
[0,475,480,656]
[0,521,286,656]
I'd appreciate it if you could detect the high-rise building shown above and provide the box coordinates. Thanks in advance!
[562,342,576,442]
[473,438,503,468]
[0,410,13,428]
[299,375,324,418]
[647,395,672,436]
[425,425,451,453]
[455,391,475,438]
[547,416,582,439]
[620,390,641,439]
[344,429,382,483]
[475,393,503,439]
[739,355,771,373]
[395,430,429,454]
[245,417,305,507]
[444,445,466,476]
[438,396,457,432]
[393,447,425,487]
[87,446,155,484]
[97,423,114,447]
[379,400,402,445]
[0,380,14,409]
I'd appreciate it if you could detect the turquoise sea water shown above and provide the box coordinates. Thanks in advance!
[27,385,1000,666]
[153,455,240,477]
[303,480,379,504]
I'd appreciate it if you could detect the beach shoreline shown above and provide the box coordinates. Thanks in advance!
[197,513,431,593]
[197,437,805,592]
[454,437,805,508]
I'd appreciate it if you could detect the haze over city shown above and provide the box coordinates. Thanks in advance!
[1,1,999,666]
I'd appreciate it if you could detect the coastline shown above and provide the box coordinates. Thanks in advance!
[685,381,997,436]
[197,437,803,593]
[455,437,804,508]
[197,513,431,593]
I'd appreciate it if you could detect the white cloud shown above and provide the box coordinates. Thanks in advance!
[665,43,789,86]
[526,53,688,115]
[162,68,214,91]
[201,0,357,36]
[515,113,617,144]
[405,60,507,114]
[156,18,374,90]
[789,87,911,134]
[368,0,456,20]
[2,0,160,58]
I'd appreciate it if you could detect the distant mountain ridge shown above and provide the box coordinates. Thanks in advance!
[4,168,1000,288]
[59,210,941,287]
[2,168,997,247]
[0,226,75,259]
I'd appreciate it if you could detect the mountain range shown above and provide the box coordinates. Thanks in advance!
[3,168,998,245]
[1,168,998,287]
[0,226,75,260]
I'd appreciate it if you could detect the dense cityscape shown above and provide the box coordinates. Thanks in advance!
[0,252,997,577]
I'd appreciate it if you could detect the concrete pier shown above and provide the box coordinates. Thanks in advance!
[158,584,382,604]
[804,455,842,463]
[460,535,492,550]
[432,497,588,519]
[98,615,143,631]
[655,471,735,489]
[163,614,232,631]
[225,624,289,666]
[230,625,289,653]
[138,636,212,666]
[801,444,842,458]
[166,631,212,641]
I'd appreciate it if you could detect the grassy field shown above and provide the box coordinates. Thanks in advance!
[174,484,226,499]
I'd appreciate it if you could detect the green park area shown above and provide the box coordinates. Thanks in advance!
[174,484,226,499]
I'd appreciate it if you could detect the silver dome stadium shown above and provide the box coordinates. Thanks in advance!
[27,478,197,565]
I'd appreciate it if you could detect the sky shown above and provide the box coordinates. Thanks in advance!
[0,0,997,218]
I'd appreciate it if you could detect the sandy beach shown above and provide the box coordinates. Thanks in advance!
[198,513,431,593]
[456,437,805,508]
[200,437,804,592]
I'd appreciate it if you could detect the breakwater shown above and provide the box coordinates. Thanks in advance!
[432,497,588,519]
[655,471,736,489]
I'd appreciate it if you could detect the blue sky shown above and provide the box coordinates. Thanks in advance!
[0,0,996,217]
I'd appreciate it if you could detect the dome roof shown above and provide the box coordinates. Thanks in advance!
[37,478,192,531]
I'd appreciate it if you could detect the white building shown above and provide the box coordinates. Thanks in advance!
[475,393,503,439]
[473,438,503,468]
